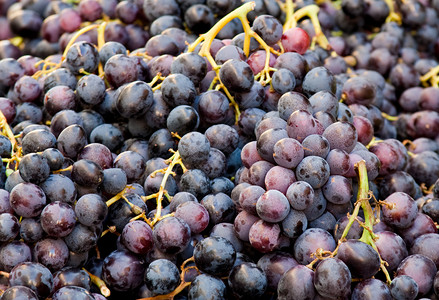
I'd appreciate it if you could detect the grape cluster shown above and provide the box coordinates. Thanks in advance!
[0,0,439,299]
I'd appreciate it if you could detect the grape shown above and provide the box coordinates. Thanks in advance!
[65,41,99,75]
[64,224,98,254]
[153,216,191,254]
[396,254,437,297]
[188,274,226,300]
[249,219,281,253]
[0,286,38,300]
[264,165,296,194]
[286,110,324,143]
[9,262,53,299]
[282,208,308,239]
[342,76,377,106]
[33,238,69,272]
[41,201,76,238]
[313,257,351,299]
[252,14,282,45]
[175,201,210,234]
[57,124,87,159]
[235,81,265,109]
[277,265,316,300]
[194,236,236,276]
[52,267,91,293]
[228,262,267,298]
[334,215,364,242]
[410,233,439,269]
[116,81,153,118]
[286,181,314,211]
[219,59,254,93]
[248,160,275,187]
[171,52,207,85]
[375,231,408,271]
[336,239,381,279]
[102,250,146,292]
[271,68,296,94]
[323,121,358,153]
[382,192,418,229]
[10,182,46,218]
[247,50,276,75]
[40,174,76,204]
[322,175,353,204]
[390,275,419,300]
[295,156,330,189]
[0,241,31,272]
[302,134,330,158]
[178,131,210,167]
[281,27,310,54]
[293,228,336,264]
[273,137,304,169]
[210,223,243,252]
[201,192,236,225]
[351,278,392,299]
[145,259,180,295]
[52,286,95,300]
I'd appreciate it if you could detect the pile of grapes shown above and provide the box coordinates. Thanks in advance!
[1,0,439,299]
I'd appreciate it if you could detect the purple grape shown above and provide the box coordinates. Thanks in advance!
[0,212,19,242]
[120,220,153,255]
[273,137,304,169]
[293,228,336,265]
[375,231,408,271]
[314,257,351,299]
[410,233,439,269]
[239,185,266,215]
[390,275,418,300]
[9,262,53,299]
[295,156,330,189]
[286,181,314,211]
[286,110,324,143]
[382,192,418,229]
[351,278,392,299]
[249,219,281,253]
[396,254,437,297]
[277,265,316,300]
[153,216,191,254]
[102,250,146,292]
[322,175,353,204]
[9,182,46,218]
[0,241,31,272]
[33,238,69,272]
[174,201,209,234]
[336,239,381,279]
[228,262,267,298]
[234,210,260,242]
[264,165,296,194]
[194,236,236,276]
[257,251,299,291]
[398,212,437,248]
[256,189,290,223]
[41,201,76,238]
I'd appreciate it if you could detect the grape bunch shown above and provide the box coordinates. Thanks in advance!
[0,0,439,299]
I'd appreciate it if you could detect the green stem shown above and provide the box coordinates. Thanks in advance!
[355,160,392,284]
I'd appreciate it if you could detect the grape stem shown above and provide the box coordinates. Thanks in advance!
[150,151,184,226]
[137,257,199,300]
[282,1,330,50]
[420,64,439,87]
[83,268,111,297]
[384,0,402,24]
[335,160,392,284]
